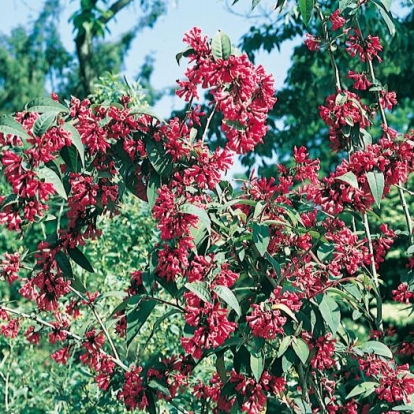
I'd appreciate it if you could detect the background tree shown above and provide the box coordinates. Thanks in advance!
[0,0,167,114]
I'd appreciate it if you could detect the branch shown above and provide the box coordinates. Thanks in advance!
[99,0,135,26]
[0,304,129,371]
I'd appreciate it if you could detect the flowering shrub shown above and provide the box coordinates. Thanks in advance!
[1,1,414,412]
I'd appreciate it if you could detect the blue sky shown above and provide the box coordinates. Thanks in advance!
[1,0,297,117]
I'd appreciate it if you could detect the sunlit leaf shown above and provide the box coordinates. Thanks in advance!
[366,171,384,208]
[298,0,314,25]
[37,167,67,200]
[26,97,69,114]
[211,30,232,60]
[214,285,241,317]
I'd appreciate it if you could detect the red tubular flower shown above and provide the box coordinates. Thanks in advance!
[380,90,397,110]
[329,9,346,31]
[347,71,372,90]
[51,346,71,365]
[247,287,302,339]
[118,366,149,411]
[305,33,321,51]
[1,252,20,284]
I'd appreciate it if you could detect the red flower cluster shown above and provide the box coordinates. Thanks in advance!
[177,27,276,154]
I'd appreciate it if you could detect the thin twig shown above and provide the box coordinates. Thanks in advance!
[316,5,342,91]
[69,286,121,362]
[362,213,382,330]
[0,304,129,371]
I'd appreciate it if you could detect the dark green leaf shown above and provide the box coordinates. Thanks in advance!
[68,247,95,273]
[292,337,309,364]
[318,294,341,334]
[265,252,281,278]
[55,251,73,279]
[214,285,241,317]
[33,113,56,137]
[62,123,85,168]
[336,171,359,189]
[224,119,246,131]
[298,0,314,25]
[253,223,270,256]
[346,381,378,399]
[37,167,67,200]
[180,203,211,234]
[211,30,232,60]
[366,171,384,208]
[127,298,157,347]
[185,281,212,303]
[148,379,171,397]
[0,194,18,209]
[26,97,69,114]
[175,46,195,66]
[0,115,31,141]
[250,351,264,382]
[147,173,161,211]
[317,243,334,261]
[142,271,154,294]
[146,139,173,177]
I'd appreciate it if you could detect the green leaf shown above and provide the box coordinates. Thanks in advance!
[142,271,154,294]
[130,106,164,123]
[68,247,95,273]
[127,298,157,348]
[265,252,281,278]
[33,112,56,137]
[180,203,211,235]
[211,30,232,60]
[272,303,298,323]
[336,171,359,189]
[224,119,246,131]
[26,97,69,114]
[148,379,171,397]
[380,0,391,11]
[145,309,181,348]
[379,8,395,35]
[0,115,31,141]
[175,46,195,66]
[214,285,241,317]
[0,194,18,209]
[356,341,393,358]
[185,281,212,303]
[253,223,270,256]
[146,139,173,177]
[346,381,378,399]
[298,0,314,25]
[318,294,341,335]
[250,351,264,382]
[147,173,161,211]
[366,171,384,208]
[55,251,73,279]
[62,123,85,168]
[392,405,414,412]
[292,337,309,364]
[277,336,292,357]
[317,243,334,261]
[37,167,67,200]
